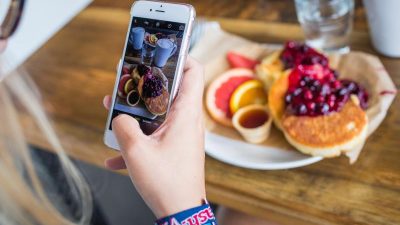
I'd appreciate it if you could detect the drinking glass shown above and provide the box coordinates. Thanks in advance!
[294,0,354,53]
[141,43,155,66]
[129,27,145,50]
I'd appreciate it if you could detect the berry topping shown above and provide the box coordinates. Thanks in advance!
[303,89,313,100]
[306,102,316,111]
[284,65,369,116]
[137,64,151,77]
[142,73,164,98]
[280,41,329,69]
[341,79,369,110]
[297,104,307,115]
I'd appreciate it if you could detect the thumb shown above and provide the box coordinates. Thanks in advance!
[174,57,204,107]
[112,114,146,153]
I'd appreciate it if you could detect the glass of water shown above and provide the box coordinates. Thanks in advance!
[141,43,155,66]
[294,0,354,53]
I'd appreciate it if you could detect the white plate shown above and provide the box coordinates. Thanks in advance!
[193,24,323,170]
[205,132,323,170]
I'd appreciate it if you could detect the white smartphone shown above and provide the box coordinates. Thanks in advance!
[104,0,195,150]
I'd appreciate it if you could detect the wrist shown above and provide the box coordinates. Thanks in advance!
[155,196,205,219]
[155,200,217,225]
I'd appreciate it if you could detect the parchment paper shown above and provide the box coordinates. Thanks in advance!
[191,23,397,163]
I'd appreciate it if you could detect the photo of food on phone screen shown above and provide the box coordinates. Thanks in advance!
[109,17,186,134]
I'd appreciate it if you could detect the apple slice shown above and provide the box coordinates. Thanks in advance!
[124,79,134,95]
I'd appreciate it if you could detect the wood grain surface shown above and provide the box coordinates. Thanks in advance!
[18,3,400,225]
[93,0,369,31]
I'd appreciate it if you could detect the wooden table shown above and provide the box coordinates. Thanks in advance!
[19,4,399,225]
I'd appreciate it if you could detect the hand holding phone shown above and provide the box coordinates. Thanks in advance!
[103,57,206,218]
[0,40,6,52]
[104,0,195,150]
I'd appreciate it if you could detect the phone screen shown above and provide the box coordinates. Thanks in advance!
[109,17,186,134]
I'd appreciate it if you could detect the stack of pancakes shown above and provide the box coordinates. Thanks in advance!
[259,47,369,158]
[137,67,170,116]
[281,98,368,157]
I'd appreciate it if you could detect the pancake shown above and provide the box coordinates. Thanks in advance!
[143,88,169,116]
[281,97,368,157]
[267,69,290,130]
[138,76,169,116]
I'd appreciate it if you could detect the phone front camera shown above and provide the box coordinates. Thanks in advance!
[150,9,152,12]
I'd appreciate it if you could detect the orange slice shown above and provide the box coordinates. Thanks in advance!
[229,79,267,114]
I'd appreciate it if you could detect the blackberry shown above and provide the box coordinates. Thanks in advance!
[142,74,163,98]
[137,64,151,77]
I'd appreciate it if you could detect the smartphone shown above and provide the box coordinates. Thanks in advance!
[104,0,195,150]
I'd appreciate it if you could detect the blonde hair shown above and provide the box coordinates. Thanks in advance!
[0,68,93,225]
